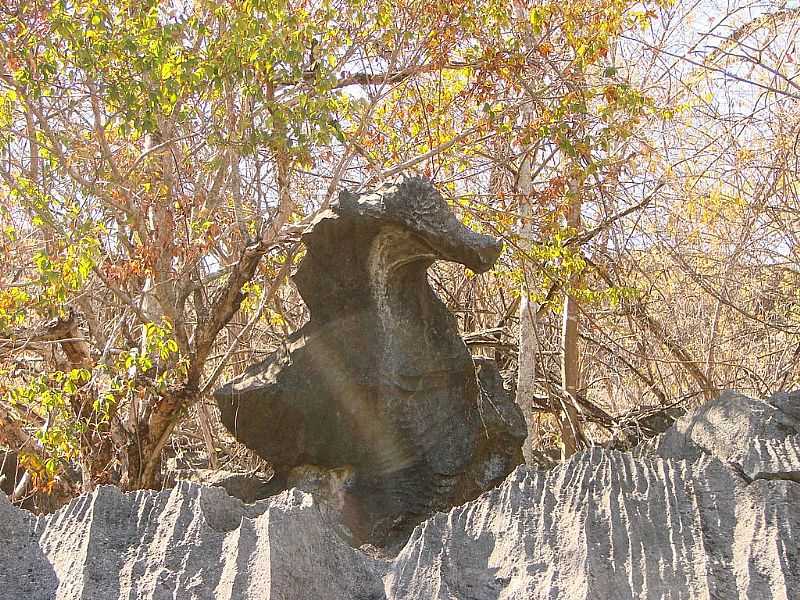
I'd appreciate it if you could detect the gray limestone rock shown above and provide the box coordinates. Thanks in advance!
[385,452,800,599]
[0,490,57,600]
[168,469,280,503]
[1,482,387,600]
[649,390,800,483]
[2,390,799,599]
[215,177,524,544]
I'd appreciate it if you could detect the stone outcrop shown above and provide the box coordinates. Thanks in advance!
[2,390,799,599]
[167,469,279,504]
[215,177,525,544]
[649,390,800,483]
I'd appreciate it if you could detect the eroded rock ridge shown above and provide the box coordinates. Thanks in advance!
[2,391,799,599]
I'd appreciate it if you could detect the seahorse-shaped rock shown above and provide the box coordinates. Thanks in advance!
[215,177,525,544]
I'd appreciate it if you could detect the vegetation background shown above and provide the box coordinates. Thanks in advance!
[0,0,798,508]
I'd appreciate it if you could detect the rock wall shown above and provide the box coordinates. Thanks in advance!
[1,391,798,599]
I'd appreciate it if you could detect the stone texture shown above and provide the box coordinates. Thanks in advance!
[215,177,524,544]
[649,390,800,480]
[168,469,280,504]
[0,483,386,600]
[645,390,800,489]
[2,390,799,599]
[386,453,799,600]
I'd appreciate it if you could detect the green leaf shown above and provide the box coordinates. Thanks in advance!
[161,60,175,79]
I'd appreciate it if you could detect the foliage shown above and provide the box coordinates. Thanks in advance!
[0,0,798,503]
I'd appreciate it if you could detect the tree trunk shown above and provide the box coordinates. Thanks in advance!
[559,178,584,458]
[51,313,118,491]
[121,228,276,490]
[122,385,197,490]
[516,149,542,463]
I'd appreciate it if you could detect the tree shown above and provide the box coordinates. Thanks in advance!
[1,0,515,493]
[2,0,797,506]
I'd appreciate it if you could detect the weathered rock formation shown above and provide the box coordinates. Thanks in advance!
[215,177,525,543]
[649,389,800,482]
[2,390,798,599]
